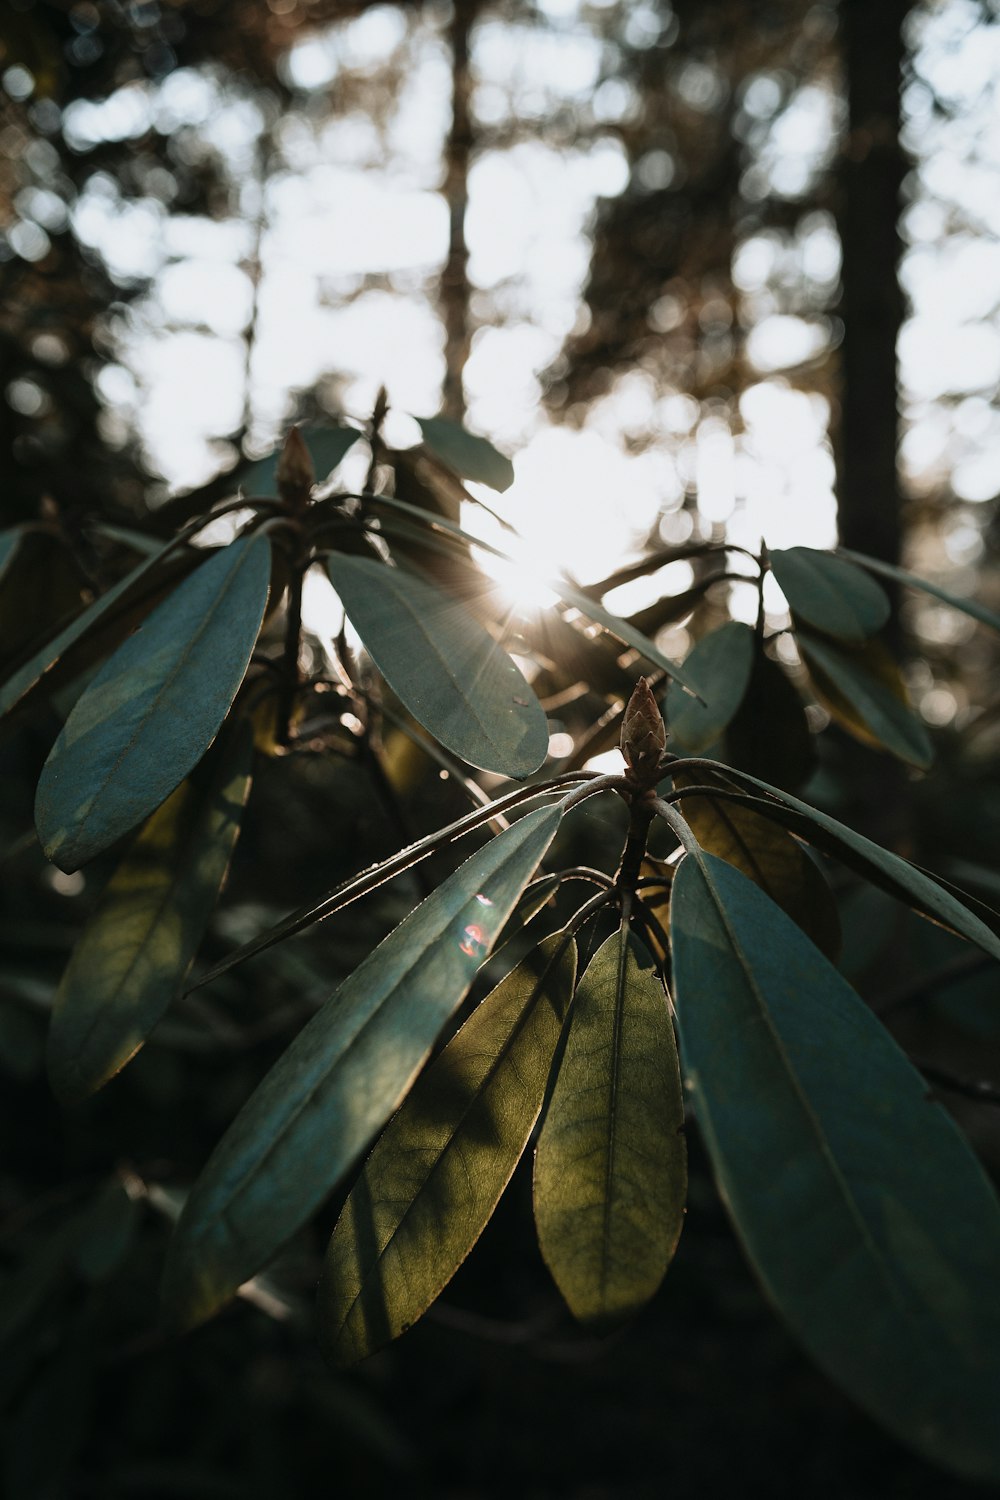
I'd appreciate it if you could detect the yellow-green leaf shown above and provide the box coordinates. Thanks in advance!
[35,535,270,871]
[47,724,253,1105]
[319,932,577,1367]
[798,629,933,769]
[534,929,686,1329]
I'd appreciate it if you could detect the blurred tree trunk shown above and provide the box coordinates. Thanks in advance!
[835,0,911,577]
[440,0,477,421]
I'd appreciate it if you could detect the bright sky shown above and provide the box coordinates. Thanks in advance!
[51,0,1000,666]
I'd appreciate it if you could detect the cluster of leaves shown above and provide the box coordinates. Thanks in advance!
[3,412,1000,1483]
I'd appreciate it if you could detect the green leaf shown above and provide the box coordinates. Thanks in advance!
[670,851,1000,1480]
[676,765,1000,963]
[162,803,563,1328]
[0,528,21,585]
[839,547,1000,635]
[670,768,840,960]
[723,646,813,790]
[237,425,360,497]
[416,415,515,493]
[367,493,699,694]
[797,629,933,769]
[769,546,891,641]
[327,553,548,777]
[319,932,577,1367]
[534,929,686,1329]
[47,724,253,1104]
[74,1177,140,1282]
[666,621,753,753]
[35,535,270,872]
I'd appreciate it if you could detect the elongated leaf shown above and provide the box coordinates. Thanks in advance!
[163,804,563,1328]
[723,646,813,790]
[666,621,753,753]
[769,546,890,641]
[47,724,253,1104]
[0,528,21,585]
[35,535,270,872]
[319,932,577,1366]
[839,547,1000,635]
[237,425,359,497]
[328,552,547,777]
[674,764,1000,963]
[534,929,686,1329]
[367,494,699,694]
[670,852,1000,1480]
[416,416,515,493]
[671,769,839,959]
[797,629,933,768]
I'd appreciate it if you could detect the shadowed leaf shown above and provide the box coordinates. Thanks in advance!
[797,629,933,769]
[236,425,359,497]
[328,552,548,777]
[534,929,686,1329]
[769,546,891,641]
[0,529,21,586]
[416,416,515,492]
[319,932,577,1366]
[35,535,270,871]
[47,723,253,1104]
[839,547,1000,635]
[666,621,754,753]
[723,647,813,790]
[163,804,563,1328]
[671,852,1000,1481]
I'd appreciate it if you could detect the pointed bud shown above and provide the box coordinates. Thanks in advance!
[621,677,666,787]
[277,427,315,509]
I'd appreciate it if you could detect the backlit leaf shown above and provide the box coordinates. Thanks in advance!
[416,415,515,493]
[319,932,577,1367]
[328,552,548,777]
[35,535,270,871]
[769,546,891,641]
[671,768,840,959]
[839,547,1000,635]
[236,425,359,497]
[666,621,753,753]
[162,803,563,1328]
[47,724,253,1104]
[671,852,1000,1480]
[534,929,686,1329]
[797,629,933,769]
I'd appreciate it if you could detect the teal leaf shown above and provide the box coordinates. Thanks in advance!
[678,765,1000,963]
[237,425,359,497]
[0,528,21,585]
[666,621,754,753]
[797,629,933,769]
[671,851,1000,1481]
[839,548,1000,635]
[534,929,686,1329]
[35,535,270,871]
[162,803,563,1328]
[47,724,253,1103]
[769,546,891,641]
[328,553,548,777]
[416,416,515,492]
[319,932,577,1366]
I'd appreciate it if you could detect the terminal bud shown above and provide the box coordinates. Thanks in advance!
[621,677,666,788]
[277,426,315,510]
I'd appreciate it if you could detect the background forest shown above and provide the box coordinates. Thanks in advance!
[2,0,1000,1496]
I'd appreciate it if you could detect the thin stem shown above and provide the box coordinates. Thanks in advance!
[649,797,701,856]
[276,554,305,747]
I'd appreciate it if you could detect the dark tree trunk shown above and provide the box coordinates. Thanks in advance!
[439,0,476,421]
[835,0,911,572]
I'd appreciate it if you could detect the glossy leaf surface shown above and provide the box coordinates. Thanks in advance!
[328,552,547,776]
[534,930,686,1329]
[35,535,270,871]
[416,415,515,492]
[839,547,1000,635]
[163,804,563,1328]
[47,725,253,1104]
[671,769,839,959]
[666,621,753,753]
[236,425,359,497]
[769,546,890,641]
[671,852,1000,1480]
[797,630,933,769]
[319,932,577,1367]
